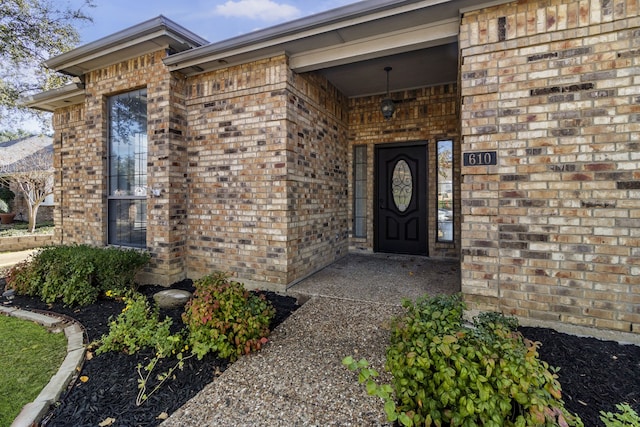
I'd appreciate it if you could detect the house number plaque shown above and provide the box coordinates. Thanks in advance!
[463,151,497,166]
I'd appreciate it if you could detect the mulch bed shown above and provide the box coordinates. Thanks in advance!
[519,326,640,426]
[5,280,299,427]
[3,282,639,427]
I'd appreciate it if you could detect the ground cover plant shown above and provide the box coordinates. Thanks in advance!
[345,293,640,427]
[0,315,67,426]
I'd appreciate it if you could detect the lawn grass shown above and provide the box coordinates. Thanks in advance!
[0,315,67,427]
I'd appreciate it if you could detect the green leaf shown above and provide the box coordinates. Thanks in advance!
[384,400,397,421]
[342,356,355,368]
[398,412,414,426]
[365,380,377,395]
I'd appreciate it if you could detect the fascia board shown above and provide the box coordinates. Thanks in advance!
[47,30,172,74]
[20,86,85,112]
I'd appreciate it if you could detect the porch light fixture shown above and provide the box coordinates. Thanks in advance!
[380,66,395,120]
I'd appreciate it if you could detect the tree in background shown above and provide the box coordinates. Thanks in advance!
[0,148,54,232]
[0,0,94,131]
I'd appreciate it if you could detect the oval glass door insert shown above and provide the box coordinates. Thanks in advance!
[391,160,412,212]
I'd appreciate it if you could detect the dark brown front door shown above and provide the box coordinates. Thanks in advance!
[375,144,427,255]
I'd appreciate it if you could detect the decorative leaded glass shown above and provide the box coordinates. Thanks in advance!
[391,160,412,212]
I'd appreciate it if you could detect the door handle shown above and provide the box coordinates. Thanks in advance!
[379,198,385,209]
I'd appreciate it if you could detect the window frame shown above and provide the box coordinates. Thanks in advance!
[352,145,367,238]
[436,139,454,243]
[107,88,148,248]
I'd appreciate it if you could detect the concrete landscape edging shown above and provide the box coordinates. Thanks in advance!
[0,305,85,427]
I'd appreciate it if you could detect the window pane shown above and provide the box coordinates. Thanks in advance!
[437,140,453,242]
[108,199,147,247]
[108,89,147,247]
[353,145,367,238]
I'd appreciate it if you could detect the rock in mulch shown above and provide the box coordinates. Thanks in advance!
[153,289,192,309]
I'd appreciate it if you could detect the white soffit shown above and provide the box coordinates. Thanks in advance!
[289,18,459,72]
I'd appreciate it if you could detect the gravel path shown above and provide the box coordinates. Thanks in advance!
[163,297,402,427]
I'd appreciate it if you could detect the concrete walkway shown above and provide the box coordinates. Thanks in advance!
[0,249,37,268]
[164,254,460,426]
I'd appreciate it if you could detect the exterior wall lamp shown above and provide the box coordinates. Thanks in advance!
[380,66,395,120]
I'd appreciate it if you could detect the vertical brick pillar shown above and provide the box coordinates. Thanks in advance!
[142,73,189,285]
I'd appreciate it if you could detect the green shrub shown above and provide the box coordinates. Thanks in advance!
[5,260,40,295]
[0,199,9,213]
[96,291,183,357]
[345,293,583,427]
[95,290,188,407]
[6,245,150,306]
[182,272,275,361]
[600,403,640,427]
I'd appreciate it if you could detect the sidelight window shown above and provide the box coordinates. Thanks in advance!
[437,140,453,242]
[353,145,367,238]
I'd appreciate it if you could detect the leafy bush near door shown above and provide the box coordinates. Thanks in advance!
[182,271,276,361]
[344,293,584,427]
[6,245,150,306]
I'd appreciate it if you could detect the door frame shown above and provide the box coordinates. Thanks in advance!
[374,141,428,255]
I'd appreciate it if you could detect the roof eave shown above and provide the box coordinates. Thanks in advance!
[20,82,86,112]
[45,15,209,77]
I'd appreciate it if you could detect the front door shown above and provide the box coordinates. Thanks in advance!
[375,144,427,255]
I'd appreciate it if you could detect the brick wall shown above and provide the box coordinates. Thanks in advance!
[53,51,188,285]
[53,103,87,246]
[460,0,640,332]
[8,185,54,223]
[348,84,460,258]
[185,56,292,288]
[184,56,350,289]
[285,71,350,283]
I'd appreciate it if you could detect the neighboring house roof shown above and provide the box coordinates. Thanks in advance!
[24,0,511,110]
[0,135,53,172]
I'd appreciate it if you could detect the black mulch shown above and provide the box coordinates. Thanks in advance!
[4,284,640,427]
[6,280,299,427]
[519,326,640,426]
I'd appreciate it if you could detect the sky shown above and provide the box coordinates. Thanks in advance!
[70,0,364,45]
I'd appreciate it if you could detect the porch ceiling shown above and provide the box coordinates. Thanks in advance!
[315,42,459,98]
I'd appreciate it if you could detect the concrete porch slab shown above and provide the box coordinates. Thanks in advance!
[288,253,461,305]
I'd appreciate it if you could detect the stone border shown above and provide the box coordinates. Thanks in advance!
[0,305,85,427]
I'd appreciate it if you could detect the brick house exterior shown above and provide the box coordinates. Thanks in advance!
[26,0,639,335]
